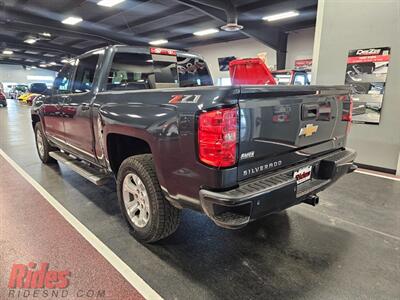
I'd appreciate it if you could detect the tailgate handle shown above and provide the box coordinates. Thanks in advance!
[302,104,319,120]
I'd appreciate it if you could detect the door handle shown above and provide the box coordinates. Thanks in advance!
[302,104,319,120]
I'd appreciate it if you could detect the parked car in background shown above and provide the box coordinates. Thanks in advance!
[19,93,41,105]
[10,84,29,99]
[0,91,7,107]
[30,82,48,94]
[272,69,311,85]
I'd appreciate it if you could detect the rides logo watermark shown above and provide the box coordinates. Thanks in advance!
[7,262,105,298]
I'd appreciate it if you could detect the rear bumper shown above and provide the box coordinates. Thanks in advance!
[199,149,357,229]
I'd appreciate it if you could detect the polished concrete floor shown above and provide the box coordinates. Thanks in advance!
[1,99,399,299]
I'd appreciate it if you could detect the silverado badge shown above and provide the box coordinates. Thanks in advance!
[299,124,319,137]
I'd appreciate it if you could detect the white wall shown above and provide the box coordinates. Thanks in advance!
[0,64,56,86]
[286,27,315,69]
[190,38,277,83]
[312,0,400,171]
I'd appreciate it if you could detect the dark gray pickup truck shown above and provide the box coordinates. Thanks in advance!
[31,45,356,243]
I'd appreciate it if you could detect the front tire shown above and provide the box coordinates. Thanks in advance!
[34,122,57,164]
[117,154,181,243]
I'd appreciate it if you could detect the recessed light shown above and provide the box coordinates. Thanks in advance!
[24,38,37,44]
[41,32,51,37]
[262,11,299,22]
[193,28,219,36]
[39,64,47,68]
[97,0,125,7]
[2,50,13,55]
[62,16,83,25]
[149,39,168,46]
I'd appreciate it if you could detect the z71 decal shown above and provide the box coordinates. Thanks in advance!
[169,94,201,104]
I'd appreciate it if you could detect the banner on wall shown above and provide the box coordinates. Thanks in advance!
[294,58,312,69]
[345,47,391,125]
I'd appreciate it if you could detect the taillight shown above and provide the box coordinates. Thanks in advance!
[198,107,238,168]
[341,95,353,122]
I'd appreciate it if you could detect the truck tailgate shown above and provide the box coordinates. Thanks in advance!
[237,85,352,181]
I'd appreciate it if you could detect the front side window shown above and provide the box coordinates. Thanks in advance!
[72,55,99,93]
[53,64,74,94]
[107,53,154,91]
[177,57,213,87]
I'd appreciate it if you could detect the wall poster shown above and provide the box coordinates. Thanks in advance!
[345,47,391,124]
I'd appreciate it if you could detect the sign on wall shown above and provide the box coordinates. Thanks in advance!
[345,47,391,124]
[294,58,312,69]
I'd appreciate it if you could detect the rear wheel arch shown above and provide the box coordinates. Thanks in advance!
[106,133,153,175]
[31,114,41,130]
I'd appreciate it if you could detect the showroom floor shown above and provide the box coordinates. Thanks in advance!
[1,99,399,299]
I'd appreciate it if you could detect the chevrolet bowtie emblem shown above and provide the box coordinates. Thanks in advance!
[299,124,319,137]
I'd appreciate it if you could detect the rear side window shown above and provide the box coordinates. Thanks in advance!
[107,53,154,90]
[177,57,213,87]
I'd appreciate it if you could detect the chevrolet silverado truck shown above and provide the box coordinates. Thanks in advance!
[31,45,357,243]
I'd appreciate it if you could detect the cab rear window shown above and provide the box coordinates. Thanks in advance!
[105,52,212,90]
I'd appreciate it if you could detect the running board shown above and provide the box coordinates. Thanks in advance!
[49,151,111,185]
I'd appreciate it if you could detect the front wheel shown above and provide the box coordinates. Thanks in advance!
[117,154,181,243]
[34,122,57,164]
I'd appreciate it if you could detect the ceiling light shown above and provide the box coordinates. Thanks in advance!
[49,62,57,65]
[262,11,299,22]
[97,0,125,7]
[41,32,51,37]
[61,59,69,63]
[31,66,37,69]
[193,28,219,36]
[24,38,37,44]
[39,64,47,68]
[149,39,168,46]
[220,23,243,31]
[2,50,13,55]
[62,16,83,25]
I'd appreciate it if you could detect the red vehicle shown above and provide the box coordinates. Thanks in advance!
[0,91,7,107]
[229,58,276,85]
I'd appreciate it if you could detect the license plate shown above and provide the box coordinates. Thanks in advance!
[293,165,312,184]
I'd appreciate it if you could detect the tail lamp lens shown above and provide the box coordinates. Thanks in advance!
[341,95,353,122]
[198,107,238,168]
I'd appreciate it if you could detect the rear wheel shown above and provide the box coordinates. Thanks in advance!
[117,154,181,243]
[34,122,57,164]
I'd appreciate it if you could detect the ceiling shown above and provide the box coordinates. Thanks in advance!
[0,0,317,70]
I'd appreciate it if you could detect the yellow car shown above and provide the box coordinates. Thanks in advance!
[18,93,40,105]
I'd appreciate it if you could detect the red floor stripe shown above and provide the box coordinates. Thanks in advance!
[0,156,145,300]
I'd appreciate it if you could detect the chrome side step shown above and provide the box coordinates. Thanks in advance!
[49,151,111,185]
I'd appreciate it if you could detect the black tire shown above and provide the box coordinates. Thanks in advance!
[117,154,181,243]
[34,122,57,164]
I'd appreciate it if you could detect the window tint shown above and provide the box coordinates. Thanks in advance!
[107,53,154,91]
[177,57,213,87]
[72,55,99,93]
[53,64,74,94]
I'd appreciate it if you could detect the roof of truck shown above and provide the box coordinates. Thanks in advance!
[75,45,204,61]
